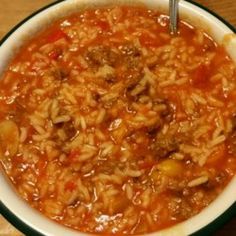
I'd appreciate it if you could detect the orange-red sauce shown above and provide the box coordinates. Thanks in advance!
[0,6,236,235]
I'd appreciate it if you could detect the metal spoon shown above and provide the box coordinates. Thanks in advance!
[169,0,179,34]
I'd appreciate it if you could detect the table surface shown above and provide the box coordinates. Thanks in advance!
[0,0,236,235]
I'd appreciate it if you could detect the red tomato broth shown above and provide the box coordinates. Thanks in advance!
[0,5,236,235]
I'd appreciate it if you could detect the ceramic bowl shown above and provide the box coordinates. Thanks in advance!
[0,0,236,235]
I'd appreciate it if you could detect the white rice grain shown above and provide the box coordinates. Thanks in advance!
[188,176,208,187]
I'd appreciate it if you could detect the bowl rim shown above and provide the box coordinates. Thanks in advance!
[0,0,236,236]
[0,0,236,48]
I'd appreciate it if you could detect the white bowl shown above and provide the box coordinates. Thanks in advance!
[0,0,236,235]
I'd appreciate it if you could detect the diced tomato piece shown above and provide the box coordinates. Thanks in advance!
[206,143,226,168]
[36,158,47,171]
[36,157,47,179]
[192,64,210,89]
[138,160,156,169]
[47,29,67,43]
[48,50,60,60]
[65,181,77,192]
[96,20,110,31]
[68,149,80,161]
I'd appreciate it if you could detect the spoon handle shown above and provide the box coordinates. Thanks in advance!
[169,0,178,34]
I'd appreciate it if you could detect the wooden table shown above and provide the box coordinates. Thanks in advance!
[0,0,236,235]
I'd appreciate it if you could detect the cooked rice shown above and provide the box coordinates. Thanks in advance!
[0,5,236,236]
[188,176,209,187]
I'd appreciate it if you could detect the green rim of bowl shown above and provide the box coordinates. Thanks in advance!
[0,202,44,236]
[0,0,235,235]
[186,0,236,33]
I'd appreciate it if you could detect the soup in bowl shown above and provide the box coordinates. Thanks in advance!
[0,0,236,235]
